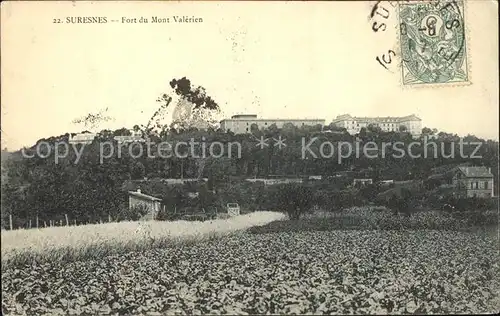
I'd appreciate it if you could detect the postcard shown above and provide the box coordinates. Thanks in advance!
[1,1,498,315]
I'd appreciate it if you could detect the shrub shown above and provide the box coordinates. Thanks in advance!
[156,207,182,221]
[276,183,314,220]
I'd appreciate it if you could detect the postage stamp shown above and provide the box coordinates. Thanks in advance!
[398,0,468,85]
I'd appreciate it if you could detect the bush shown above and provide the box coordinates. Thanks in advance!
[249,206,498,234]
[440,196,498,212]
[276,184,314,220]
[156,207,182,221]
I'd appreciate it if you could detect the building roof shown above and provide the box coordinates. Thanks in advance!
[333,114,421,123]
[69,133,97,141]
[221,118,325,122]
[128,190,162,201]
[231,114,258,119]
[456,166,493,178]
[399,114,422,121]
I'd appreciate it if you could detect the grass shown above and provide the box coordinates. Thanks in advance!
[1,211,286,269]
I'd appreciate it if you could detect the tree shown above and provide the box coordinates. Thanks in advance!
[113,128,132,136]
[132,125,142,134]
[367,124,382,134]
[131,162,146,180]
[168,77,221,131]
[359,183,380,202]
[399,125,408,132]
[250,123,259,134]
[276,183,314,220]
[169,77,219,110]
[326,123,347,133]
[422,127,439,136]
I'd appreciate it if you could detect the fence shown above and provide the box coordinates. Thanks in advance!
[5,214,114,231]
[5,203,244,230]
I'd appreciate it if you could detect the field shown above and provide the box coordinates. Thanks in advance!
[2,213,499,315]
[1,212,286,267]
[250,207,499,234]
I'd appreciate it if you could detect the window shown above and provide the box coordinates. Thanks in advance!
[246,128,249,132]
[484,181,488,190]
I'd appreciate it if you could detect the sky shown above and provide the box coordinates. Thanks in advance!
[1,1,498,150]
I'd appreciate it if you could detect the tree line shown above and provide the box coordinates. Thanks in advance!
[1,76,498,227]
[1,124,498,228]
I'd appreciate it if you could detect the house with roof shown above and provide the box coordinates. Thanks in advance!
[331,114,422,137]
[452,166,494,198]
[128,189,162,220]
[68,132,97,145]
[353,178,373,187]
[245,178,303,185]
[220,114,325,134]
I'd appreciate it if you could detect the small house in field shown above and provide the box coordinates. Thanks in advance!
[245,178,303,185]
[308,175,322,181]
[226,203,241,216]
[452,166,494,198]
[353,178,373,187]
[128,189,162,220]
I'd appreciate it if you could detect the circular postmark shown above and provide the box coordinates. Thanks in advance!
[399,1,467,84]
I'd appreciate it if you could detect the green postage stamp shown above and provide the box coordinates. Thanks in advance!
[398,0,468,85]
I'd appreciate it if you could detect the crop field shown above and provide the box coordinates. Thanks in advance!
[2,228,499,315]
[1,212,286,267]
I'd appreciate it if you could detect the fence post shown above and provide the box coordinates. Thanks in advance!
[108,214,111,223]
[29,220,32,229]
[65,214,69,226]
[9,214,13,230]
[74,219,76,226]
[59,220,63,226]
[36,216,39,229]
[99,218,103,224]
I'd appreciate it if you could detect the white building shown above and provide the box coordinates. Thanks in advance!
[331,114,422,137]
[128,189,162,221]
[114,135,146,144]
[68,132,97,145]
[220,114,325,134]
[353,178,373,187]
[114,130,146,144]
[245,178,303,185]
